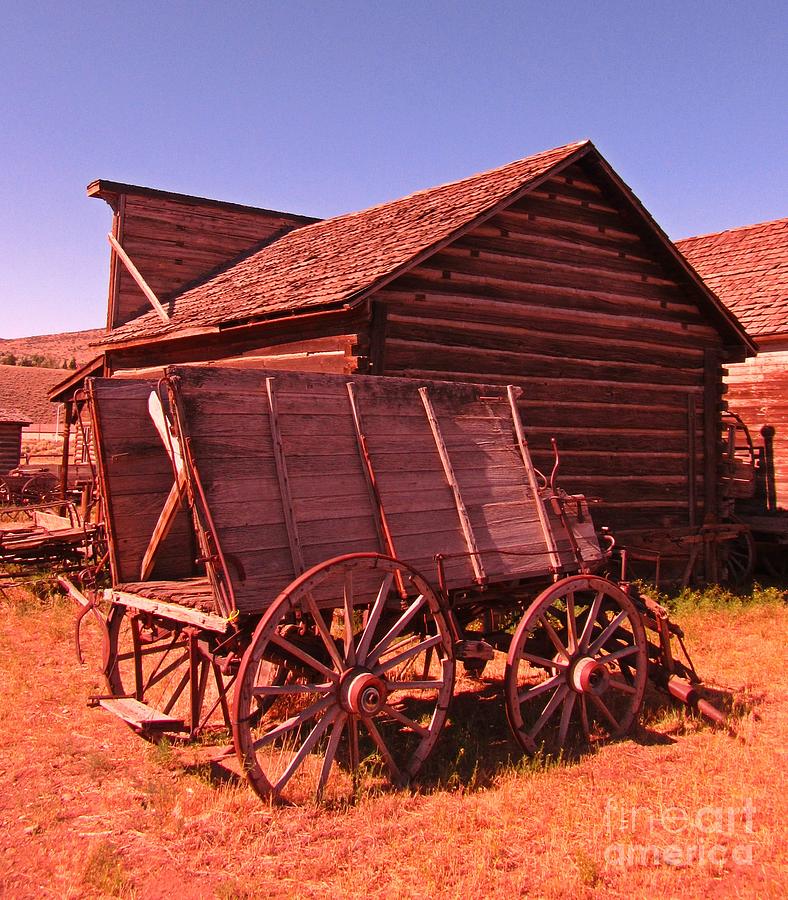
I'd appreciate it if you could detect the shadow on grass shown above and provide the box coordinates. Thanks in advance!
[170,675,746,799]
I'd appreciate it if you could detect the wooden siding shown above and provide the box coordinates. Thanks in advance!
[98,188,315,329]
[372,160,726,541]
[725,344,788,507]
[106,309,368,378]
[0,423,23,474]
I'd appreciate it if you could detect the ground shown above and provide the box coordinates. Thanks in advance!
[0,585,784,899]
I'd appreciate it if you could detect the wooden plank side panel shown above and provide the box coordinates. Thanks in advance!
[88,379,196,583]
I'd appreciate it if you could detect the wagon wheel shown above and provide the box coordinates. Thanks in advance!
[720,530,756,585]
[105,604,231,740]
[21,471,59,504]
[505,576,648,757]
[233,553,455,805]
[0,477,10,505]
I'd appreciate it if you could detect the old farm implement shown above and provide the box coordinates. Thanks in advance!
[69,367,723,804]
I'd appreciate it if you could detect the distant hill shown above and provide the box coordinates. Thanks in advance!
[0,328,104,369]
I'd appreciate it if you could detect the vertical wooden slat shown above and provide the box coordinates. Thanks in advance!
[418,386,486,584]
[346,383,397,558]
[506,385,562,576]
[265,377,306,575]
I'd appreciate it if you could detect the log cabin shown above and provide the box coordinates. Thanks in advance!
[54,140,756,576]
[0,407,31,474]
[677,218,787,509]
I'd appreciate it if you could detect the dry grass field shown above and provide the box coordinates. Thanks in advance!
[0,582,785,899]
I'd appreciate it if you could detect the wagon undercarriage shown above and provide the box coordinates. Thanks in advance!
[69,367,725,804]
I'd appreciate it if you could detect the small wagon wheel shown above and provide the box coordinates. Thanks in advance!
[505,575,648,757]
[105,604,230,740]
[21,471,59,504]
[233,553,455,804]
[0,477,10,504]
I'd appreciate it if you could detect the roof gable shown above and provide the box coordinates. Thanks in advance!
[100,140,753,354]
[676,218,788,338]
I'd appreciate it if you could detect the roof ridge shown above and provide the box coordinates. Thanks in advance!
[677,216,788,245]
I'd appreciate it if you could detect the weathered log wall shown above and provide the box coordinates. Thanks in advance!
[371,160,726,541]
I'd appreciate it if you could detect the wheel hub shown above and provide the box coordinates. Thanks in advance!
[340,670,388,716]
[569,656,610,695]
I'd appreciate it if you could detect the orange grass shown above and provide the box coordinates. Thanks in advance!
[0,585,785,898]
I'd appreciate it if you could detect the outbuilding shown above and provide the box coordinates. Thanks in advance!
[82,140,754,575]
[677,218,787,509]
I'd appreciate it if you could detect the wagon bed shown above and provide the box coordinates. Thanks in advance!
[90,367,602,621]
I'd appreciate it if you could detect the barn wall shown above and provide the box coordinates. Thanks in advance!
[372,160,727,542]
[725,341,788,508]
[101,190,316,329]
[0,423,23,474]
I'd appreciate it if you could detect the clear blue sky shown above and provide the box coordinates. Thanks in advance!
[1,1,785,338]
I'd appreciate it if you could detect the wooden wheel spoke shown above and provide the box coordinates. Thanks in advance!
[578,591,604,653]
[588,692,620,731]
[348,716,360,784]
[273,708,339,795]
[269,632,338,682]
[316,712,348,802]
[517,672,564,705]
[343,572,356,667]
[373,634,443,675]
[362,716,404,783]
[580,695,591,740]
[520,651,569,670]
[608,677,637,696]
[587,610,630,657]
[252,682,332,697]
[557,690,577,748]
[528,684,569,741]
[356,573,395,664]
[252,694,335,750]
[565,591,577,653]
[385,679,444,692]
[303,593,344,670]
[381,703,431,739]
[539,613,569,661]
[600,645,640,663]
[366,593,427,666]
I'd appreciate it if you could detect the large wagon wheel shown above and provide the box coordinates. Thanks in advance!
[505,576,647,757]
[105,604,230,740]
[233,553,455,804]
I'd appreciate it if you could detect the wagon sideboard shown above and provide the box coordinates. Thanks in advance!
[88,367,602,619]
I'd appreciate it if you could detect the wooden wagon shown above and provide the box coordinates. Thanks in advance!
[69,366,719,804]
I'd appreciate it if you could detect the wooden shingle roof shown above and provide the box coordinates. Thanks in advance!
[100,141,590,346]
[676,218,788,338]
